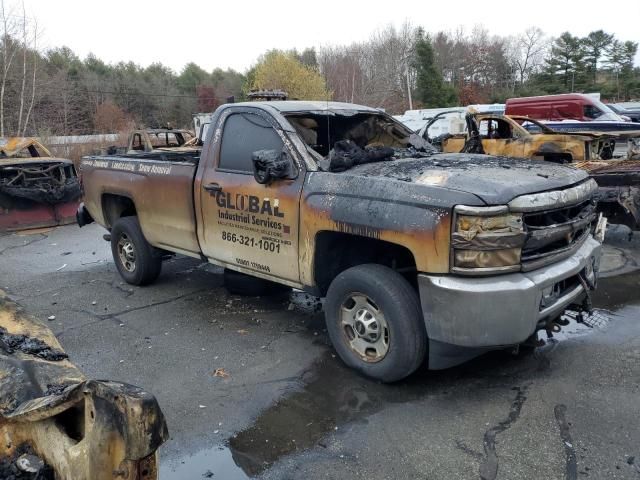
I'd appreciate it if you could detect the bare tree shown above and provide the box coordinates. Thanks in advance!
[511,27,547,86]
[0,0,19,136]
[0,0,38,136]
[319,22,418,113]
[20,16,36,135]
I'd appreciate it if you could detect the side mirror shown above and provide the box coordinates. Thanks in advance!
[251,149,293,185]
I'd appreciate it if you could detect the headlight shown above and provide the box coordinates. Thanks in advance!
[451,205,526,274]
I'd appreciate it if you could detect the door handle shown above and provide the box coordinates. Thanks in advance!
[204,182,222,194]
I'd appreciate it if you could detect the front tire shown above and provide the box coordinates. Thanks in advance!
[111,216,162,286]
[324,264,427,382]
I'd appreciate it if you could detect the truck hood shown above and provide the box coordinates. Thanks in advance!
[346,153,588,205]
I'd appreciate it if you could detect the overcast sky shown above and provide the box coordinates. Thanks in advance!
[21,0,640,73]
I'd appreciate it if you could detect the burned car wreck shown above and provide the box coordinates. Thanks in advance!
[0,292,168,480]
[0,138,81,231]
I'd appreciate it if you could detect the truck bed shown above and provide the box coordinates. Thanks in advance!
[80,152,201,256]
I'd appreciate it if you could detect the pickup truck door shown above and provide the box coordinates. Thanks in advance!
[197,109,304,284]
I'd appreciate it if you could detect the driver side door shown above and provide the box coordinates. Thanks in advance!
[199,110,304,284]
[478,118,525,158]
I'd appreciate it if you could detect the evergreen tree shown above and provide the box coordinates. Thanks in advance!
[542,32,584,90]
[413,30,457,107]
[583,30,614,85]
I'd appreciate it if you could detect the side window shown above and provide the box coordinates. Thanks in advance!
[132,134,143,150]
[479,119,511,139]
[166,133,178,146]
[218,113,283,172]
[478,120,489,138]
[583,105,601,120]
[495,119,512,139]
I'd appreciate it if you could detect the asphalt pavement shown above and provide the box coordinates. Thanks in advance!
[1,223,639,480]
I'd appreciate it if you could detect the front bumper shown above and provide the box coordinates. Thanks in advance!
[419,236,601,369]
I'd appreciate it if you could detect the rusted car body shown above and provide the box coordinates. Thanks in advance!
[436,113,614,162]
[0,138,81,231]
[0,292,168,479]
[77,101,603,382]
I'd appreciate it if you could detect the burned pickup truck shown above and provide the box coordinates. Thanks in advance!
[0,138,81,231]
[77,101,603,382]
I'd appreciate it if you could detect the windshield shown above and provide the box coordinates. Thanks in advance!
[421,110,466,140]
[285,112,435,172]
[586,100,624,121]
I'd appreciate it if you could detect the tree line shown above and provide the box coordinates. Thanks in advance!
[1,0,638,137]
[320,24,639,112]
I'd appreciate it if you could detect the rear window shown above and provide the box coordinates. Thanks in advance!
[218,113,283,172]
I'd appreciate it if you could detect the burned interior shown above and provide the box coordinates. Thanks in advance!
[0,139,81,206]
[0,161,80,204]
[285,112,435,172]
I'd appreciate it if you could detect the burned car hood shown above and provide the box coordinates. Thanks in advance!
[346,153,588,205]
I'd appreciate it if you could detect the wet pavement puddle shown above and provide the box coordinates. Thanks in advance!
[161,271,640,479]
[160,446,249,480]
[160,349,440,479]
[591,271,640,310]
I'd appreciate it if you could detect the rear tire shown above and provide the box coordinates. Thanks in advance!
[324,264,427,382]
[111,216,162,286]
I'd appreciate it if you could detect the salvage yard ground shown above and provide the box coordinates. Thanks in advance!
[1,224,640,479]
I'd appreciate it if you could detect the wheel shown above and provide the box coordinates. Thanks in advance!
[110,216,162,286]
[223,268,290,296]
[324,264,427,382]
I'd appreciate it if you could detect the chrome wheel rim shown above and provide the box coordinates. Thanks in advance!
[117,233,136,272]
[340,293,389,362]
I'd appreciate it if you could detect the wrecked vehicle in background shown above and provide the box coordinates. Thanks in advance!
[77,100,603,383]
[126,128,198,154]
[422,111,616,161]
[575,158,640,229]
[0,292,168,479]
[426,113,640,229]
[0,138,81,231]
[504,93,640,155]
